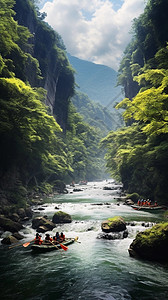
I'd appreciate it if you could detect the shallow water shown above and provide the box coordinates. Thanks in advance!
[0,180,168,300]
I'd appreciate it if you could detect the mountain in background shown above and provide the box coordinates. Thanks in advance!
[67,53,123,108]
[72,91,124,134]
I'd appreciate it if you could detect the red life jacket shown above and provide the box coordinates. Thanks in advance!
[35,236,43,245]
[59,234,65,241]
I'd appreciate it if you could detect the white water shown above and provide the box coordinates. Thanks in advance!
[1,180,168,300]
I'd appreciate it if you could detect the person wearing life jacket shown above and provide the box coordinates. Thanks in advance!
[53,232,60,243]
[45,233,53,243]
[137,199,140,206]
[59,232,65,242]
[34,233,43,245]
[154,200,158,206]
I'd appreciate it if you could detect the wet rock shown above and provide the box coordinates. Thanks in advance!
[37,226,48,233]
[32,216,55,231]
[17,208,26,219]
[53,180,67,193]
[73,188,83,192]
[25,207,33,218]
[10,213,20,223]
[86,226,95,231]
[128,222,168,262]
[125,199,134,205]
[52,211,72,224]
[103,186,114,190]
[0,215,23,233]
[1,235,18,245]
[12,232,24,240]
[101,216,126,233]
[97,229,128,240]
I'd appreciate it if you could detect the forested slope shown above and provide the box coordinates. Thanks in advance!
[102,0,168,203]
[0,0,107,212]
[72,91,124,134]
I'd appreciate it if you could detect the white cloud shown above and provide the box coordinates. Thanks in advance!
[41,0,145,70]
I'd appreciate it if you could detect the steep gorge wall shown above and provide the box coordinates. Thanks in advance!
[13,0,74,131]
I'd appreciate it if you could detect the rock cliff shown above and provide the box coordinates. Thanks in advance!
[13,0,75,131]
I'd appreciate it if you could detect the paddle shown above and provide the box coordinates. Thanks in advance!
[58,242,68,251]
[49,240,68,251]
[9,239,34,249]
[23,240,34,247]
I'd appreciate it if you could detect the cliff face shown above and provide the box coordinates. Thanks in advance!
[13,0,74,131]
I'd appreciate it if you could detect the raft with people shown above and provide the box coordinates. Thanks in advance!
[30,232,78,252]
[31,237,77,252]
[131,204,167,212]
[130,199,167,212]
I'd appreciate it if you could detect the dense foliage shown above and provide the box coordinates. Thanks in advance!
[102,0,168,203]
[0,0,75,204]
[65,103,107,182]
[0,0,108,209]
[72,91,123,134]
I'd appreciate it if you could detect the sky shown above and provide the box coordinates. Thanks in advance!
[39,0,146,70]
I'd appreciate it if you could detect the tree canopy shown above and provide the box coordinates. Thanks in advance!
[102,0,168,203]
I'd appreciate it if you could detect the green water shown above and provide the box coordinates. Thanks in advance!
[0,180,168,300]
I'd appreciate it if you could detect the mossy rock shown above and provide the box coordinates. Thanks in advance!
[0,215,23,233]
[32,216,55,231]
[101,216,126,233]
[1,235,18,245]
[53,180,66,193]
[52,211,72,224]
[126,193,140,202]
[129,222,168,262]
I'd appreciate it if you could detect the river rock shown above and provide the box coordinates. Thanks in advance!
[128,222,168,262]
[52,211,72,223]
[10,213,20,222]
[97,230,128,240]
[101,216,126,233]
[125,199,134,205]
[25,207,33,218]
[12,232,24,240]
[37,226,49,233]
[0,215,23,233]
[53,180,67,193]
[32,216,55,231]
[1,235,18,245]
[17,208,26,219]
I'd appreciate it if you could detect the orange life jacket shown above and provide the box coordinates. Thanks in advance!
[35,236,43,245]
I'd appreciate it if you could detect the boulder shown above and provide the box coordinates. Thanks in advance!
[32,216,55,231]
[37,226,48,233]
[53,180,67,193]
[128,222,168,262]
[1,235,18,245]
[52,211,72,224]
[97,230,128,240]
[0,215,23,233]
[10,213,20,222]
[12,232,24,240]
[125,199,134,205]
[101,216,126,233]
[25,207,33,218]
[17,208,26,219]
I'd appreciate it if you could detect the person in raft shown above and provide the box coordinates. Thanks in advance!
[45,233,53,244]
[34,233,43,245]
[59,232,65,242]
[53,232,60,243]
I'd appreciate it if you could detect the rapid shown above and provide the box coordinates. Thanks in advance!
[0,180,168,300]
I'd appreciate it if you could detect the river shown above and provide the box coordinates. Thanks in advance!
[0,180,168,300]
